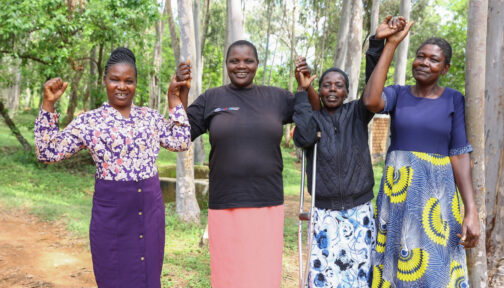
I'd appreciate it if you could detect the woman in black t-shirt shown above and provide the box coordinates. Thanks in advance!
[176,40,317,288]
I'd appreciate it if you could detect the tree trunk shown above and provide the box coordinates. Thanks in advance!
[62,69,84,127]
[148,15,163,110]
[9,58,21,116]
[193,0,206,165]
[268,39,279,85]
[176,0,200,223]
[24,86,32,110]
[200,0,211,54]
[345,0,363,100]
[465,0,489,287]
[83,46,97,111]
[97,44,104,89]
[163,0,179,116]
[271,0,288,85]
[284,0,296,148]
[262,0,273,85]
[370,0,380,35]
[393,0,411,85]
[223,0,244,85]
[166,0,180,63]
[485,1,504,286]
[317,1,329,77]
[0,100,32,152]
[312,3,321,75]
[333,0,351,69]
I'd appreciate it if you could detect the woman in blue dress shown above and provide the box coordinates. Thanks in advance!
[362,22,480,287]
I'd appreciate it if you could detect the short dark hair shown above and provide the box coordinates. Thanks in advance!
[319,67,349,92]
[104,47,137,79]
[226,40,259,63]
[416,38,452,66]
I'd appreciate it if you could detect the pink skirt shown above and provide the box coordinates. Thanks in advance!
[209,204,284,288]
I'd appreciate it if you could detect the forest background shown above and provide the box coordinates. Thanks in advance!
[0,0,503,287]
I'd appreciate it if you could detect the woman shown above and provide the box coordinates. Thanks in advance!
[362,22,480,287]
[175,40,317,288]
[34,47,191,287]
[293,16,406,288]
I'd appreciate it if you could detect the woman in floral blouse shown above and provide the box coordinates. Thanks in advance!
[34,47,191,288]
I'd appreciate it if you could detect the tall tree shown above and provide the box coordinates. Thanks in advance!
[284,0,296,148]
[62,63,84,126]
[262,0,273,85]
[163,0,180,116]
[200,0,211,55]
[149,3,165,109]
[465,0,489,287]
[393,0,411,85]
[223,0,245,85]
[176,0,201,223]
[316,1,329,77]
[0,100,31,152]
[83,46,97,111]
[165,0,180,63]
[193,0,206,165]
[334,0,352,69]
[485,1,504,286]
[9,59,21,116]
[345,0,364,100]
[370,0,380,36]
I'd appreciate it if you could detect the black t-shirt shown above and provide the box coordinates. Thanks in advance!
[187,84,294,209]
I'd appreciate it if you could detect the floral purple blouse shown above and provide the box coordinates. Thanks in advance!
[35,102,191,181]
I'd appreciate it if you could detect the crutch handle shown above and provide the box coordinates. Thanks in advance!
[299,212,310,221]
[316,131,321,139]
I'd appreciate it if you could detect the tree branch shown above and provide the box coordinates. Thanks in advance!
[0,50,51,65]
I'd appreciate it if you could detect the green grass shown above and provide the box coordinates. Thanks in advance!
[162,203,210,287]
[0,125,95,235]
[281,141,303,196]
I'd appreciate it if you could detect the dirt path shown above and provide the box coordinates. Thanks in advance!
[0,208,96,288]
[282,194,312,288]
[0,196,309,288]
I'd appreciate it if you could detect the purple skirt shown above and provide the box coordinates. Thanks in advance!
[90,174,165,288]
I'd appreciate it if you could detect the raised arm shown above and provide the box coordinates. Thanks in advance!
[292,71,319,148]
[362,19,414,113]
[295,57,321,111]
[365,16,406,83]
[159,74,191,152]
[35,78,84,163]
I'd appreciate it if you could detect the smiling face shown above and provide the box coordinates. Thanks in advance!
[319,71,347,113]
[226,45,258,89]
[104,63,136,113]
[412,44,450,85]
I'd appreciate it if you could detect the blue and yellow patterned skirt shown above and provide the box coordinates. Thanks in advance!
[372,150,469,288]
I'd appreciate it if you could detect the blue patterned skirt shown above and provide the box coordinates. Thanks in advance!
[308,201,376,288]
[372,150,469,288]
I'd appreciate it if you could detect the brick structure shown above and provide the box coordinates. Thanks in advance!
[368,114,390,163]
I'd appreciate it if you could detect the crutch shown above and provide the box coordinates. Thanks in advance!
[298,132,321,288]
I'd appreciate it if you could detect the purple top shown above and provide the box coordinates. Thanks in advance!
[34,103,191,181]
[381,85,472,156]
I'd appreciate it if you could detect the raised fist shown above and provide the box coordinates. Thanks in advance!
[44,78,69,103]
